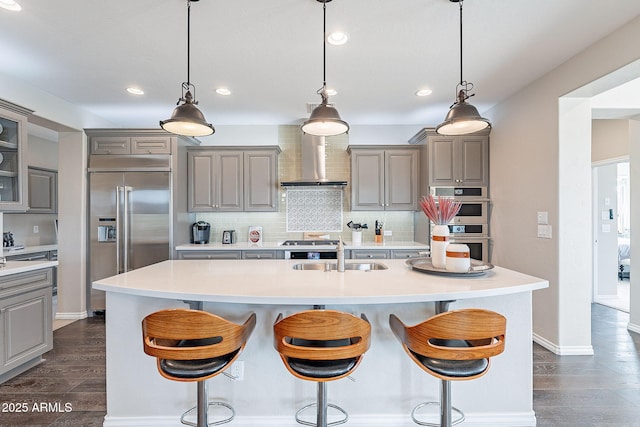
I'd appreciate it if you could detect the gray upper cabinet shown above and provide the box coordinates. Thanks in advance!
[244,150,279,212]
[90,135,172,155]
[28,167,57,213]
[349,147,419,211]
[188,150,243,212]
[0,100,31,212]
[188,147,280,213]
[428,134,488,187]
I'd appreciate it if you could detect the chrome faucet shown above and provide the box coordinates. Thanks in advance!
[337,239,345,273]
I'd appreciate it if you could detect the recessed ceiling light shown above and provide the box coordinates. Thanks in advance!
[325,88,337,96]
[126,87,144,95]
[0,0,21,11]
[216,88,231,96]
[415,89,433,97]
[327,31,348,46]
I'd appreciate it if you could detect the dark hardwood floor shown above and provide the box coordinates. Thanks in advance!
[1,304,639,426]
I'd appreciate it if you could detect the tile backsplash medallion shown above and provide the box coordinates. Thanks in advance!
[197,125,416,244]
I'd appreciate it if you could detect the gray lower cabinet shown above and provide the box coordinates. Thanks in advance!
[28,167,57,213]
[6,250,57,295]
[0,268,53,384]
[242,250,282,260]
[178,250,242,260]
[351,250,390,259]
[349,147,419,211]
[390,250,427,259]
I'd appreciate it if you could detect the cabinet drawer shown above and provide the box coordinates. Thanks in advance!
[391,250,427,259]
[242,251,279,260]
[351,250,390,259]
[0,269,53,297]
[178,251,242,260]
[91,137,131,155]
[131,137,172,154]
[5,251,50,262]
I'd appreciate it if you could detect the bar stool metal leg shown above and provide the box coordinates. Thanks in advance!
[294,382,349,427]
[180,380,235,427]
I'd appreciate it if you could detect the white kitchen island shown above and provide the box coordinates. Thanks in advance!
[93,259,547,427]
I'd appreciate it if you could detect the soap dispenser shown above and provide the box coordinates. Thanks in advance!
[337,239,345,272]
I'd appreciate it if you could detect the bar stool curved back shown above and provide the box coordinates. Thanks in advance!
[274,309,371,427]
[142,309,256,427]
[389,308,506,427]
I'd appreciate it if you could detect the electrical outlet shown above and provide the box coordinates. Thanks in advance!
[33,225,39,233]
[229,361,244,381]
[383,230,392,236]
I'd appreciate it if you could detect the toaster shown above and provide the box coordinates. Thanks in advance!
[222,230,237,244]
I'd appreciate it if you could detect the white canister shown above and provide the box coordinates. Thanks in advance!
[351,230,362,245]
[446,244,471,273]
[430,224,449,269]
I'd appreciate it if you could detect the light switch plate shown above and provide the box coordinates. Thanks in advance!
[537,225,552,239]
[537,212,548,225]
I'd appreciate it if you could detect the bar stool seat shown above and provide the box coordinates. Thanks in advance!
[274,310,371,427]
[142,309,256,427]
[389,309,506,427]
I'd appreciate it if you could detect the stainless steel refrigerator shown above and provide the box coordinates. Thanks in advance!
[86,130,196,315]
[88,170,171,312]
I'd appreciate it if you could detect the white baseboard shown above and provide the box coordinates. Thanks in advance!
[103,412,537,427]
[55,311,88,320]
[533,332,594,355]
[628,321,640,334]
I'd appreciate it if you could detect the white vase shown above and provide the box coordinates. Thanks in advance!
[430,224,450,269]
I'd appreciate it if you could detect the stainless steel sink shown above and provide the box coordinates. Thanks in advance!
[292,262,388,271]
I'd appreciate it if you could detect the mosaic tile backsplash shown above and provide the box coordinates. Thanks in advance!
[285,188,343,232]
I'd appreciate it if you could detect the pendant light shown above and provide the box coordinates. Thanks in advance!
[301,0,349,137]
[160,0,215,137]
[436,0,491,136]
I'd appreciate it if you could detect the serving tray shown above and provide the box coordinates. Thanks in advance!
[405,257,494,277]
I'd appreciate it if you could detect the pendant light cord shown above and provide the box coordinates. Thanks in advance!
[322,0,327,92]
[187,0,191,86]
[458,0,463,86]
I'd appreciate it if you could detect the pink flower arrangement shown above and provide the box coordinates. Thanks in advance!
[419,195,462,225]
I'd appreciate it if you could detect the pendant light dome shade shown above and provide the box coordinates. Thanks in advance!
[436,0,491,136]
[436,90,490,136]
[302,92,349,136]
[160,0,215,138]
[160,90,214,137]
[301,0,349,137]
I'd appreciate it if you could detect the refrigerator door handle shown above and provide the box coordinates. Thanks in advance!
[116,186,122,274]
[123,186,132,273]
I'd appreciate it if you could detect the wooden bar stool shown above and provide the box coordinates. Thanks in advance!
[273,309,371,427]
[142,309,256,427]
[389,309,506,427]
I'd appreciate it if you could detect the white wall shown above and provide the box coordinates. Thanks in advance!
[592,164,619,301]
[592,119,630,162]
[487,16,640,351]
[629,120,640,332]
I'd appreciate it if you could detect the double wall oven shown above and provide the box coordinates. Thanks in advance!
[417,186,491,262]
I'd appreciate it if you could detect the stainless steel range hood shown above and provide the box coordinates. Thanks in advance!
[280,134,347,187]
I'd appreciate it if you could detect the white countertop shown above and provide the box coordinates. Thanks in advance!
[176,241,430,251]
[0,260,58,277]
[93,259,547,305]
[3,244,57,256]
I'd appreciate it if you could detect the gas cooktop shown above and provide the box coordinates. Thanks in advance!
[280,240,339,246]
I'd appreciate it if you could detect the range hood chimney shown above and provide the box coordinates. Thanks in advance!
[280,134,347,187]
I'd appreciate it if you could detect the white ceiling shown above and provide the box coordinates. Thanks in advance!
[2,0,640,132]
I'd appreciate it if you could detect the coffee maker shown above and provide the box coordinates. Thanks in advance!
[191,221,211,244]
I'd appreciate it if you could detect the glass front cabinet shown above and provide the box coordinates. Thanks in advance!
[0,99,32,211]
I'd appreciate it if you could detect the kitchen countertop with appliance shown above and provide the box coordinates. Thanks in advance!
[176,241,430,251]
[93,259,547,426]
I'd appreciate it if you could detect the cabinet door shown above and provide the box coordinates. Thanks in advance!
[385,149,418,210]
[351,250,390,259]
[188,152,216,211]
[0,102,29,211]
[217,152,243,212]
[428,136,457,186]
[131,136,172,154]
[244,151,277,212]
[28,168,57,213]
[90,136,131,155]
[458,136,488,186]
[351,150,385,211]
[178,250,241,260]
